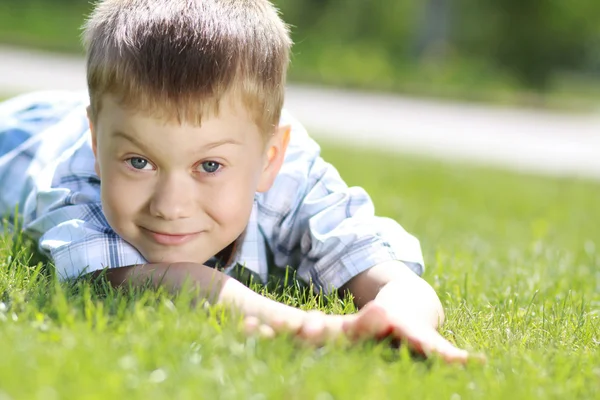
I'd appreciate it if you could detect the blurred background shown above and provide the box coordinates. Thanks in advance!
[1,0,600,108]
[1,0,600,177]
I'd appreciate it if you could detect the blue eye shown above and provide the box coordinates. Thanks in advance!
[200,161,221,174]
[127,157,150,170]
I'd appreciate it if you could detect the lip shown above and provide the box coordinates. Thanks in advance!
[142,227,201,246]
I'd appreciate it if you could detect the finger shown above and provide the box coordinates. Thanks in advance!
[244,316,260,335]
[298,310,328,345]
[432,338,469,364]
[344,302,392,341]
[298,310,348,346]
[397,327,471,364]
[244,316,276,339]
[269,313,302,335]
[257,323,276,339]
[468,352,488,364]
[433,340,487,365]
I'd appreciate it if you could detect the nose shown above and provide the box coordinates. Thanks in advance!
[149,173,195,220]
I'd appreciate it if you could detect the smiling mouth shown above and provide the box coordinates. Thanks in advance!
[141,228,201,246]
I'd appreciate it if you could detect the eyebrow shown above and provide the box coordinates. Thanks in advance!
[111,131,243,151]
[202,138,243,150]
[111,130,148,151]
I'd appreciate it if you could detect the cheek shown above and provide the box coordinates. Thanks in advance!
[204,169,260,226]
[100,168,149,226]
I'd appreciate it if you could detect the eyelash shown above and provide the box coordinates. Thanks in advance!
[123,157,223,176]
[125,157,154,171]
[198,161,223,176]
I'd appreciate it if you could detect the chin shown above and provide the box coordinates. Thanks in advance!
[143,250,208,265]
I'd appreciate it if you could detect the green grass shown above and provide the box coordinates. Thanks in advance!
[0,143,599,399]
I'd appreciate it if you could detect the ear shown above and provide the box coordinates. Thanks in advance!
[86,106,101,178]
[256,124,291,193]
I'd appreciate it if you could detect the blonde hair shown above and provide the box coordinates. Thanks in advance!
[83,0,291,133]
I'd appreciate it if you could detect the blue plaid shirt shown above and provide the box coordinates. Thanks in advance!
[0,91,424,293]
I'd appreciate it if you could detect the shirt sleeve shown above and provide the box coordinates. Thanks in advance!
[24,142,147,280]
[256,110,425,293]
[0,91,91,221]
[15,94,147,280]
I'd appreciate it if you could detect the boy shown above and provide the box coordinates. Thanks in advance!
[0,0,473,363]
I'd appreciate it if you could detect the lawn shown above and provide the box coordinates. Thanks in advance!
[0,142,598,399]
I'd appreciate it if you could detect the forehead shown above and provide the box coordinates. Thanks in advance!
[97,94,258,128]
[95,94,267,148]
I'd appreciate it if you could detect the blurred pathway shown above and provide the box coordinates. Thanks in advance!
[2,45,600,180]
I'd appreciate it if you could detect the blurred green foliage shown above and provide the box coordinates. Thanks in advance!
[278,0,600,94]
[450,0,600,89]
[0,0,92,53]
[0,0,599,103]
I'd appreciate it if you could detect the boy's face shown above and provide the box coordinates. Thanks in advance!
[89,94,289,266]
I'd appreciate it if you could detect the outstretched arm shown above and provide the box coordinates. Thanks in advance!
[104,262,477,364]
[103,263,352,343]
[102,262,306,326]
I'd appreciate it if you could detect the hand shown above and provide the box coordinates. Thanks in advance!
[342,301,483,364]
[243,309,346,346]
[244,302,483,364]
